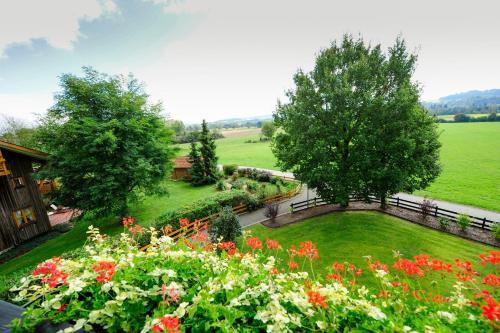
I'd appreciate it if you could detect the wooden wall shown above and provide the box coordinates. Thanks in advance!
[0,150,51,251]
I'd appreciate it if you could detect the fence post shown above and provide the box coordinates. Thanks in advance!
[482,217,487,229]
[396,197,399,207]
[291,203,294,214]
[314,197,317,207]
[434,206,438,217]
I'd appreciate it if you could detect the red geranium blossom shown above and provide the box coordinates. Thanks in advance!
[307,290,327,309]
[122,216,135,227]
[179,218,190,227]
[92,261,116,283]
[288,260,299,271]
[32,260,69,288]
[246,237,263,250]
[266,239,280,250]
[297,241,319,261]
[482,274,500,287]
[152,315,181,333]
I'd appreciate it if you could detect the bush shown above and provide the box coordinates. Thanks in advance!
[438,217,450,229]
[231,172,239,182]
[264,202,280,221]
[256,171,272,182]
[270,176,282,185]
[155,190,262,230]
[208,206,242,243]
[420,198,435,220]
[457,214,471,231]
[492,223,500,240]
[216,179,227,191]
[246,181,258,193]
[223,164,238,176]
[231,179,245,190]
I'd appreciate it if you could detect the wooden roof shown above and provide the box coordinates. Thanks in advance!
[0,140,49,161]
[174,156,192,169]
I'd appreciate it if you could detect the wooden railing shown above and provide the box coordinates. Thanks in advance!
[290,195,500,231]
[0,150,10,177]
[37,180,57,195]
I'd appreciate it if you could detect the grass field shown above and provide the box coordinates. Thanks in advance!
[180,122,500,211]
[437,113,489,120]
[0,181,216,278]
[247,211,495,289]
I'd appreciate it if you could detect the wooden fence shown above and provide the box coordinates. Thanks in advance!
[290,195,499,231]
[165,180,302,241]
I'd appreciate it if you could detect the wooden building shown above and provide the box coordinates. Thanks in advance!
[171,156,192,180]
[0,140,51,251]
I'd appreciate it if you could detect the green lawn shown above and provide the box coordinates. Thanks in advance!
[182,122,500,211]
[247,211,496,289]
[415,122,500,211]
[0,181,216,277]
[177,135,278,170]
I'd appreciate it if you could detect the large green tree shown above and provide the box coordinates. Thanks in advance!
[273,35,440,207]
[261,121,275,140]
[37,67,174,216]
[199,119,219,183]
[0,116,38,149]
[188,141,205,185]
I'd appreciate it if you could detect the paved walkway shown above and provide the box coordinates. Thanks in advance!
[237,166,500,224]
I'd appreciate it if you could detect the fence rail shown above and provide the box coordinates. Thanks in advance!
[290,195,499,231]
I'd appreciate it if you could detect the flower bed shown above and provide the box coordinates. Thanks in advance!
[9,221,500,332]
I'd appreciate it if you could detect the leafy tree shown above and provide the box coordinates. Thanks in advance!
[261,121,275,140]
[199,119,219,183]
[273,35,440,207]
[169,119,185,136]
[208,206,242,243]
[454,113,470,122]
[188,141,205,185]
[36,67,174,216]
[0,116,38,148]
[487,112,497,121]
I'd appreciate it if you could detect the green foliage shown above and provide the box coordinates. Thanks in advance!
[188,141,205,186]
[438,217,450,229]
[245,180,258,192]
[222,164,238,176]
[273,35,440,206]
[199,119,219,183]
[155,190,262,230]
[457,214,471,231]
[491,223,500,240]
[260,120,275,140]
[35,67,174,215]
[0,116,39,149]
[215,179,227,191]
[207,206,242,243]
[230,179,245,190]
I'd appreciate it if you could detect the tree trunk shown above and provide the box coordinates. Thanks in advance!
[380,193,387,209]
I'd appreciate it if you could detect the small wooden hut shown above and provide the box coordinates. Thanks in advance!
[0,140,51,251]
[171,156,192,180]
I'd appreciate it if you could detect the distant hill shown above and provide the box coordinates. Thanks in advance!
[423,89,500,115]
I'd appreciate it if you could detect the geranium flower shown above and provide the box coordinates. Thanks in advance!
[482,297,500,321]
[307,290,327,309]
[179,218,190,228]
[92,261,116,283]
[288,260,299,271]
[297,241,319,261]
[152,315,181,333]
[32,260,69,288]
[122,216,135,227]
[482,274,500,287]
[266,239,280,250]
[129,224,144,236]
[246,237,263,250]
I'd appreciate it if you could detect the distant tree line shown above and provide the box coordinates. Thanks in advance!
[436,112,499,123]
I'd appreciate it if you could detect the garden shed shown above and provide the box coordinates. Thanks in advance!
[0,140,51,252]
[172,156,192,180]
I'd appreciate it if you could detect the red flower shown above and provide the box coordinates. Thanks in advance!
[152,316,181,333]
[287,245,297,258]
[297,241,319,261]
[122,216,135,227]
[32,260,69,288]
[325,273,343,284]
[246,237,263,250]
[266,239,280,250]
[271,267,279,275]
[332,262,345,272]
[378,290,390,298]
[483,274,500,287]
[479,251,500,267]
[288,260,299,271]
[307,290,327,309]
[57,303,67,312]
[92,261,116,283]
[482,297,500,321]
[393,258,424,277]
[179,218,190,228]
[129,224,144,236]
[367,260,388,273]
[191,231,207,242]
[217,241,236,251]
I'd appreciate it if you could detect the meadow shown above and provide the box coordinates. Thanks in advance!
[248,211,496,289]
[436,113,490,121]
[180,122,500,211]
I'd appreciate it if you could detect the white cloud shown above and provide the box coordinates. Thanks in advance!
[0,93,53,124]
[0,0,117,56]
[135,0,500,123]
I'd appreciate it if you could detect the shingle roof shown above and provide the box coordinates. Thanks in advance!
[174,156,192,169]
[0,140,49,161]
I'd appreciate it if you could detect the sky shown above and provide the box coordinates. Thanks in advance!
[0,0,499,124]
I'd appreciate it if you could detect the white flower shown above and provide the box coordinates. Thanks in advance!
[437,311,456,323]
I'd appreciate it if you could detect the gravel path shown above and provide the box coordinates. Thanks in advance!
[236,166,500,224]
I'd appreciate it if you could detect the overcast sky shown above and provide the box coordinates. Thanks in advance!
[1,0,499,124]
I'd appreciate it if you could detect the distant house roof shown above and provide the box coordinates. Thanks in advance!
[0,140,49,161]
[174,156,192,169]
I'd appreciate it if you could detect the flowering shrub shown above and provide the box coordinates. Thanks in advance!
[9,223,500,332]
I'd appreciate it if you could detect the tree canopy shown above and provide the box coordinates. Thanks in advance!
[261,121,276,140]
[273,35,441,206]
[37,67,174,216]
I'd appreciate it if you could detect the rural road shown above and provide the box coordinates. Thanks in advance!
[236,166,500,226]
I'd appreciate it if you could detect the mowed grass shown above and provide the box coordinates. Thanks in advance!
[247,211,496,289]
[178,134,278,169]
[0,181,216,277]
[181,122,500,211]
[415,122,500,211]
